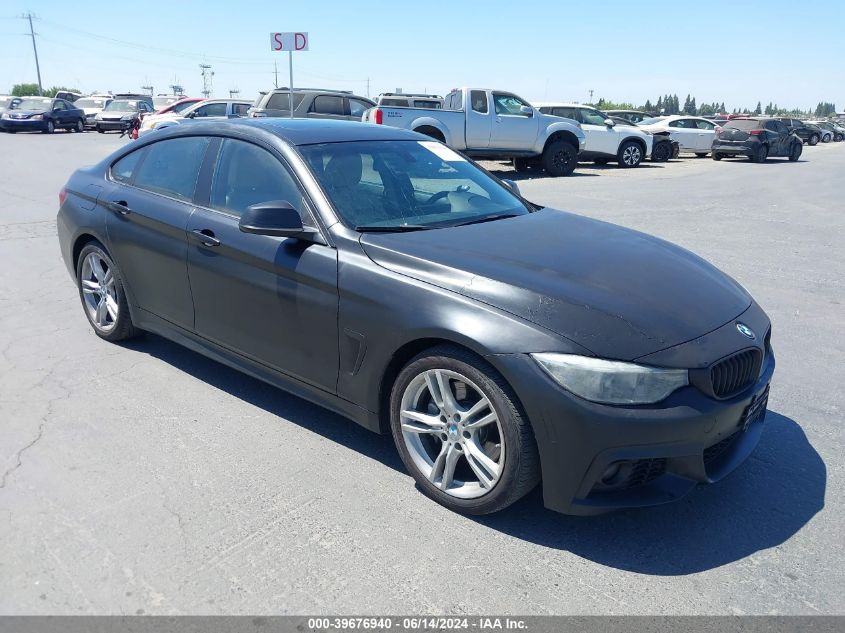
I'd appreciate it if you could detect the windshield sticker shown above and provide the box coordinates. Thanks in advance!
[419,141,466,162]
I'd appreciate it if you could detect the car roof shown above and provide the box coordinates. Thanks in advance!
[533,102,589,108]
[156,118,424,146]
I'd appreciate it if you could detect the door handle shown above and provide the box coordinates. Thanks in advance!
[107,200,131,215]
[191,229,220,247]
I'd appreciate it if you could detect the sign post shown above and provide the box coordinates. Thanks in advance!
[270,32,309,119]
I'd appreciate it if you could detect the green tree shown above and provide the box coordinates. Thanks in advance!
[754,101,762,115]
[11,83,41,97]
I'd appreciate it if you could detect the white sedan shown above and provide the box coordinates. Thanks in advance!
[638,115,719,156]
[138,99,252,137]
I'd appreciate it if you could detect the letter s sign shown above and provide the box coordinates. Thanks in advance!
[272,33,283,51]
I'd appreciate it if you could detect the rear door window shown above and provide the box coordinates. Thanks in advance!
[131,137,210,202]
[552,107,579,121]
[470,91,488,114]
[191,102,227,117]
[111,149,145,184]
[312,95,345,115]
[348,98,372,118]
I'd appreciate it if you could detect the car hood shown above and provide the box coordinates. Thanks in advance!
[5,109,46,117]
[359,209,751,360]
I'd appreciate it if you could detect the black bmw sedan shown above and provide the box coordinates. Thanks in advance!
[57,119,774,515]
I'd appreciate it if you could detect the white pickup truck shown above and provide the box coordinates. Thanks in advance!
[362,87,586,176]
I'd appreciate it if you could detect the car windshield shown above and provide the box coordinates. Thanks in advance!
[75,98,108,109]
[153,96,177,109]
[17,98,52,112]
[300,140,531,230]
[638,116,666,126]
[104,100,139,112]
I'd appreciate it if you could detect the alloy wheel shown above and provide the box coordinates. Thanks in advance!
[80,252,118,332]
[622,145,641,166]
[399,368,504,499]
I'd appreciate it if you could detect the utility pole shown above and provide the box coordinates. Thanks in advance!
[24,12,43,96]
[274,60,279,89]
[199,64,214,98]
[366,77,370,98]
[141,85,154,96]
[229,88,240,98]
[588,89,594,103]
[170,83,184,96]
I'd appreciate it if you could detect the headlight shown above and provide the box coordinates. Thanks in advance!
[531,353,688,405]
[31,114,43,120]
[1,113,9,119]
[121,114,135,121]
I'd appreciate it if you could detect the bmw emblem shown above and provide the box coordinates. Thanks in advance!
[736,323,756,340]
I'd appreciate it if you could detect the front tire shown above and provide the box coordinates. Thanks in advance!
[650,142,671,162]
[808,134,819,146]
[43,120,55,134]
[512,157,533,173]
[712,153,723,161]
[822,133,831,143]
[617,140,643,168]
[541,140,578,177]
[389,346,540,515]
[76,242,140,342]
[73,119,84,133]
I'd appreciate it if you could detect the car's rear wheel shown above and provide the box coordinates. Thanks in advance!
[73,119,84,133]
[541,140,578,177]
[390,346,539,515]
[512,158,533,173]
[617,141,643,168]
[789,142,802,162]
[753,144,768,163]
[43,120,55,134]
[808,134,819,146]
[835,134,844,142]
[76,242,140,342]
[650,142,671,162]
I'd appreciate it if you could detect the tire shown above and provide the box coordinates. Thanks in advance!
[822,133,831,143]
[389,345,540,515]
[76,242,140,342]
[617,140,643,168]
[512,158,532,173]
[97,128,104,134]
[695,152,708,158]
[808,134,819,146]
[43,120,55,134]
[650,142,671,162]
[835,134,844,142]
[712,153,723,161]
[788,142,802,162]
[753,144,769,163]
[73,119,84,133]
[541,140,578,177]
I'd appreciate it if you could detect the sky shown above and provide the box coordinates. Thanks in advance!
[1,0,843,112]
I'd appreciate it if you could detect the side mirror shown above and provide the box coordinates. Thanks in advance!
[519,105,534,117]
[239,201,318,241]
[501,179,521,196]
[185,111,197,118]
[604,118,615,127]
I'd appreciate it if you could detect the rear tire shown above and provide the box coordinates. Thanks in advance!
[76,242,140,342]
[512,158,533,173]
[835,134,844,142]
[541,140,578,177]
[753,144,769,163]
[389,345,540,515]
[617,141,643,168]
[650,142,671,162]
[788,142,802,162]
[808,134,819,146]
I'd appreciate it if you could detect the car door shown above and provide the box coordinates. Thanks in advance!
[490,92,539,150]
[769,120,790,155]
[307,94,347,121]
[51,100,67,125]
[347,97,373,121]
[693,119,716,151]
[667,118,698,151]
[186,137,339,391]
[104,136,210,329]
[465,90,492,149]
[578,107,619,155]
[230,102,251,118]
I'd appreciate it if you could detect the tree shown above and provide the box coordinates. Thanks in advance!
[754,101,762,115]
[683,94,691,113]
[643,99,653,112]
[656,96,663,113]
[11,83,41,97]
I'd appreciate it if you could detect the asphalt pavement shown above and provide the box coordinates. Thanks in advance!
[0,130,842,615]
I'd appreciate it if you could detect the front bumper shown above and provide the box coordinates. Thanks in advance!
[1,118,46,131]
[492,304,775,515]
[96,119,133,131]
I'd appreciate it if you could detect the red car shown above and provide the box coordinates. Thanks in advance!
[154,97,203,116]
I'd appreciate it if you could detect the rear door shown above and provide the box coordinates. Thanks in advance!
[307,94,347,121]
[490,92,538,150]
[578,106,620,155]
[347,97,373,121]
[189,101,229,121]
[465,90,492,149]
[667,118,698,151]
[693,119,716,151]
[104,136,211,329]
[186,138,339,391]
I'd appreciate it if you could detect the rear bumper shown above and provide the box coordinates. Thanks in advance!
[712,141,756,157]
[492,342,775,515]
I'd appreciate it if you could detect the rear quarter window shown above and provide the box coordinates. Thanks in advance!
[131,137,210,202]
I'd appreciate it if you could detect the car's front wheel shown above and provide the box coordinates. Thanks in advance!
[822,133,831,143]
[76,242,140,342]
[808,133,819,146]
[43,120,55,134]
[651,142,671,162]
[712,152,723,161]
[617,141,643,168]
[73,119,84,133]
[390,346,539,514]
[541,140,578,177]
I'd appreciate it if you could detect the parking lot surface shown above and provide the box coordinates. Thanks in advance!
[0,131,842,615]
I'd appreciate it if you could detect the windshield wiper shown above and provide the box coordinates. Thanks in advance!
[354,224,433,232]
[452,213,521,227]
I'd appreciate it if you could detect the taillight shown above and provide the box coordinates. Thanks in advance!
[58,187,67,207]
[749,130,764,136]
[374,108,383,125]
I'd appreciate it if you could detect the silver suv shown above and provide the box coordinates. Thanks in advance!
[248,88,375,121]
